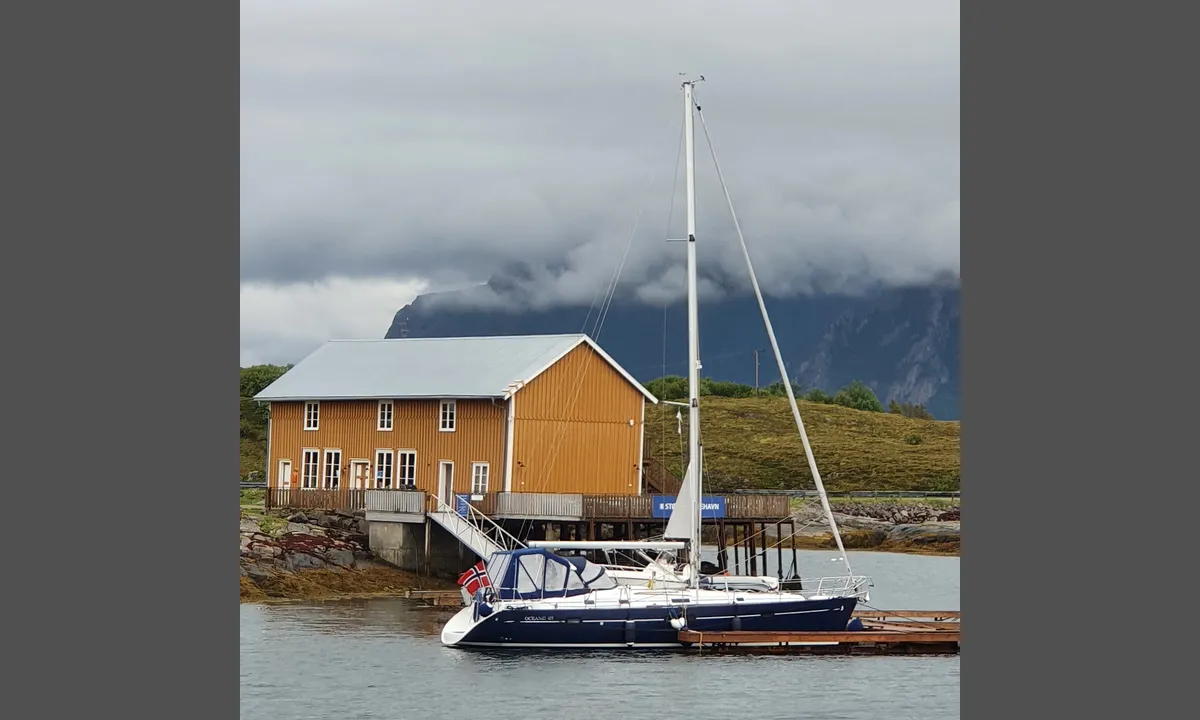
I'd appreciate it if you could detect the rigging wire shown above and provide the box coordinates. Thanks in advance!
[690,86,853,576]
[516,90,684,542]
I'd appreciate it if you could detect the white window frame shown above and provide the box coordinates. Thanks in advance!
[301,449,320,489]
[471,462,490,495]
[439,399,456,432]
[375,449,394,489]
[304,401,319,431]
[397,449,417,488]
[322,449,342,489]
[377,400,394,431]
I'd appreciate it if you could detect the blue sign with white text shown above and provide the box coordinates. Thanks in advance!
[454,494,471,517]
[651,495,726,519]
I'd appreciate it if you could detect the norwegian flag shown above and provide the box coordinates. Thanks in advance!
[457,560,491,595]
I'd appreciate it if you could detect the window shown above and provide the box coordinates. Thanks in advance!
[301,449,320,489]
[378,400,393,431]
[375,450,394,489]
[471,462,490,494]
[398,451,416,487]
[323,449,342,489]
[439,400,456,432]
[515,554,545,595]
[304,402,319,430]
[543,558,568,594]
[486,554,511,594]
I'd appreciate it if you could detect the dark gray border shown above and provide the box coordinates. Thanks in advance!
[9,1,1190,715]
[6,2,237,716]
[965,2,1192,715]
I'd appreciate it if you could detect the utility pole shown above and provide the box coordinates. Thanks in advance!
[754,348,766,396]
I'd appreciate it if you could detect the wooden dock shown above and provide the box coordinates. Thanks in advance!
[678,610,959,655]
[403,589,465,606]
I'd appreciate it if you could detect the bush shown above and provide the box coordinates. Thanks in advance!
[647,375,807,400]
[804,388,834,404]
[762,380,806,398]
[700,378,757,398]
[832,380,884,413]
[922,473,960,492]
[904,433,923,445]
[645,375,688,401]
[645,375,890,412]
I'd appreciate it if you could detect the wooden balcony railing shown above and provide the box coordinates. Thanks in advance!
[267,488,791,522]
[582,494,654,519]
[725,493,789,519]
[267,488,366,512]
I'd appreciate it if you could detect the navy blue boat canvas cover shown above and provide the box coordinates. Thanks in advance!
[485,548,616,600]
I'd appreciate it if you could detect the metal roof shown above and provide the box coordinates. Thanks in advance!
[253,333,657,403]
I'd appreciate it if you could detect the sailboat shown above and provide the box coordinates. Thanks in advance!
[440,77,870,649]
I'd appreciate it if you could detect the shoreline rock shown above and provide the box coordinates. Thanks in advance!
[790,502,961,555]
[239,509,455,602]
[241,501,960,604]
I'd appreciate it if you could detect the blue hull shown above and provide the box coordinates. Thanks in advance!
[457,596,857,647]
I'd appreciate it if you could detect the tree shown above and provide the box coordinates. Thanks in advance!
[645,375,688,401]
[700,378,756,398]
[804,388,834,404]
[240,364,292,436]
[762,380,806,398]
[832,380,884,413]
[240,364,292,479]
[888,399,934,420]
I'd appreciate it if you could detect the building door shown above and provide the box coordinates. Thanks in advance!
[350,461,371,489]
[278,460,292,489]
[437,461,454,507]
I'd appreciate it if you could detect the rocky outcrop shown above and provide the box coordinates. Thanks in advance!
[829,501,959,524]
[239,508,461,602]
[240,509,374,583]
[791,501,960,554]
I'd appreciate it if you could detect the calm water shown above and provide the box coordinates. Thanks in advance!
[241,550,959,720]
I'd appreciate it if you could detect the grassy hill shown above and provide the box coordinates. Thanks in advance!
[645,396,960,492]
[241,364,960,490]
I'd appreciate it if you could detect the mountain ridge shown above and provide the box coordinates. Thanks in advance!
[385,279,960,419]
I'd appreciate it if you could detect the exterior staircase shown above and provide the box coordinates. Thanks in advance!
[426,498,524,561]
[642,452,683,496]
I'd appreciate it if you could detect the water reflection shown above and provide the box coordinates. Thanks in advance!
[254,598,459,639]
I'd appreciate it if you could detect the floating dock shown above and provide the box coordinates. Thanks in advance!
[403,588,465,606]
[679,610,959,655]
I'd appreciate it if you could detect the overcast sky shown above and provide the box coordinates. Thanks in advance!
[240,0,960,366]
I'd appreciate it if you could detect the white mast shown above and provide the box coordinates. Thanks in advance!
[682,79,703,582]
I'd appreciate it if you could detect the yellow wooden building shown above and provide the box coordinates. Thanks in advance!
[254,334,658,504]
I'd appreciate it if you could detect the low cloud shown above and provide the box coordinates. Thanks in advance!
[240,276,429,366]
[240,0,959,361]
